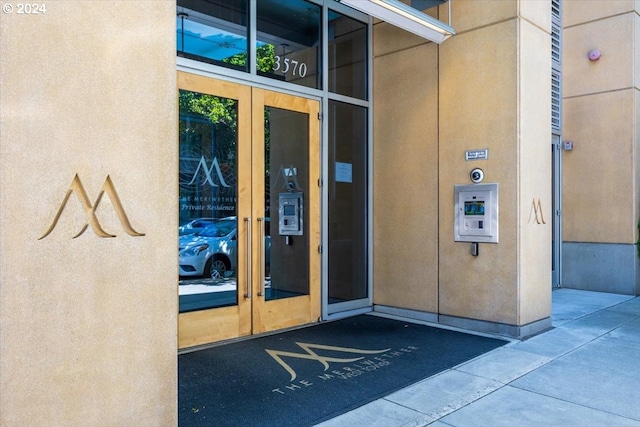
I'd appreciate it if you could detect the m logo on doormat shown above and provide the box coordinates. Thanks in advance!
[265,342,390,381]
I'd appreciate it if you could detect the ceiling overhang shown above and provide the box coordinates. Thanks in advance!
[340,0,455,44]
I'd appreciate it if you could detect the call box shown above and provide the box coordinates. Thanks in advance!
[278,192,303,236]
[454,183,498,243]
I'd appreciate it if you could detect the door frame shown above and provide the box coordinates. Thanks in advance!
[177,72,321,349]
[250,87,321,334]
[178,72,252,348]
[552,134,562,288]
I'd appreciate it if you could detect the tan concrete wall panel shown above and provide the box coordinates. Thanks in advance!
[373,0,439,57]
[373,0,518,58]
[631,13,639,240]
[563,0,637,28]
[373,1,553,330]
[0,2,177,426]
[563,13,635,98]
[445,0,516,35]
[561,0,640,295]
[636,13,640,91]
[373,21,430,58]
[519,0,551,33]
[438,20,519,324]
[518,19,553,325]
[373,43,439,313]
[636,89,640,232]
[563,90,636,243]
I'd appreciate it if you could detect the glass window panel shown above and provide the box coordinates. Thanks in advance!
[256,0,321,89]
[178,89,239,312]
[328,101,368,303]
[328,11,367,99]
[265,106,310,301]
[177,0,249,72]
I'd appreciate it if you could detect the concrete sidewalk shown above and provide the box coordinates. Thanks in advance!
[316,289,640,427]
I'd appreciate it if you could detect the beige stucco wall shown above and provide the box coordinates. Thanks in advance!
[517,11,553,326]
[563,0,639,28]
[0,2,177,426]
[373,0,551,332]
[562,3,639,244]
[373,38,439,313]
[439,17,520,324]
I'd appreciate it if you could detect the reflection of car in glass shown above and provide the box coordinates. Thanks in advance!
[179,217,270,279]
[179,218,218,236]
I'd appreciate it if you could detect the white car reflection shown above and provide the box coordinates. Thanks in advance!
[178,217,270,279]
[178,218,217,236]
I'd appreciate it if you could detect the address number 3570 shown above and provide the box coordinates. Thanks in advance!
[273,56,308,78]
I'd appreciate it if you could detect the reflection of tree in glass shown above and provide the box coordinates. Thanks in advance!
[178,44,276,212]
[178,91,238,220]
[179,91,237,184]
[222,44,275,73]
[178,43,275,160]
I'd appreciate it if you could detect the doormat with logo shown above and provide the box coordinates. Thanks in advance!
[178,314,507,427]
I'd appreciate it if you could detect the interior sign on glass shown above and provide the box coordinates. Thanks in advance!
[465,149,489,161]
[335,162,352,183]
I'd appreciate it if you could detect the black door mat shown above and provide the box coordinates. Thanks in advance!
[179,314,507,427]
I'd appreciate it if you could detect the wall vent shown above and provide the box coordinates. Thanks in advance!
[552,71,561,132]
[551,0,562,133]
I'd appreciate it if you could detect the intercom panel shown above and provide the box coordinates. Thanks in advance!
[278,192,303,236]
[454,183,498,243]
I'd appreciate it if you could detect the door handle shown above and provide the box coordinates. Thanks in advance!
[257,217,265,297]
[244,217,251,299]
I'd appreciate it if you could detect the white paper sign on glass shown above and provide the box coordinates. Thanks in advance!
[335,162,353,183]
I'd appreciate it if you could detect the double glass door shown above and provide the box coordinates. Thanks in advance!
[177,72,320,348]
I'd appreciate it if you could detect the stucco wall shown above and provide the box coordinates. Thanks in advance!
[563,8,637,243]
[373,0,552,334]
[0,2,178,425]
[373,35,439,313]
[439,17,520,325]
[562,1,640,294]
[517,2,553,329]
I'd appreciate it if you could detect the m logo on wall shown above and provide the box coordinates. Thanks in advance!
[528,198,546,225]
[39,174,145,239]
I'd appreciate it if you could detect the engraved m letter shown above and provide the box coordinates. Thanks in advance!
[39,174,145,239]
[528,198,546,225]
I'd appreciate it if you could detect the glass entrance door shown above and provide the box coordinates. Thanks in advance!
[177,72,320,348]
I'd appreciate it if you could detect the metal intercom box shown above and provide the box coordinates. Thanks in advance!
[454,183,499,243]
[278,192,303,236]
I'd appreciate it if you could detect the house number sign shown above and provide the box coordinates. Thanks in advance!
[274,56,308,78]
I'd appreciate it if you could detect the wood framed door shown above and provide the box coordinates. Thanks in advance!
[250,88,320,334]
[177,72,320,349]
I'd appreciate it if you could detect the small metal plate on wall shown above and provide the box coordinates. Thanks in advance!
[465,149,488,161]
